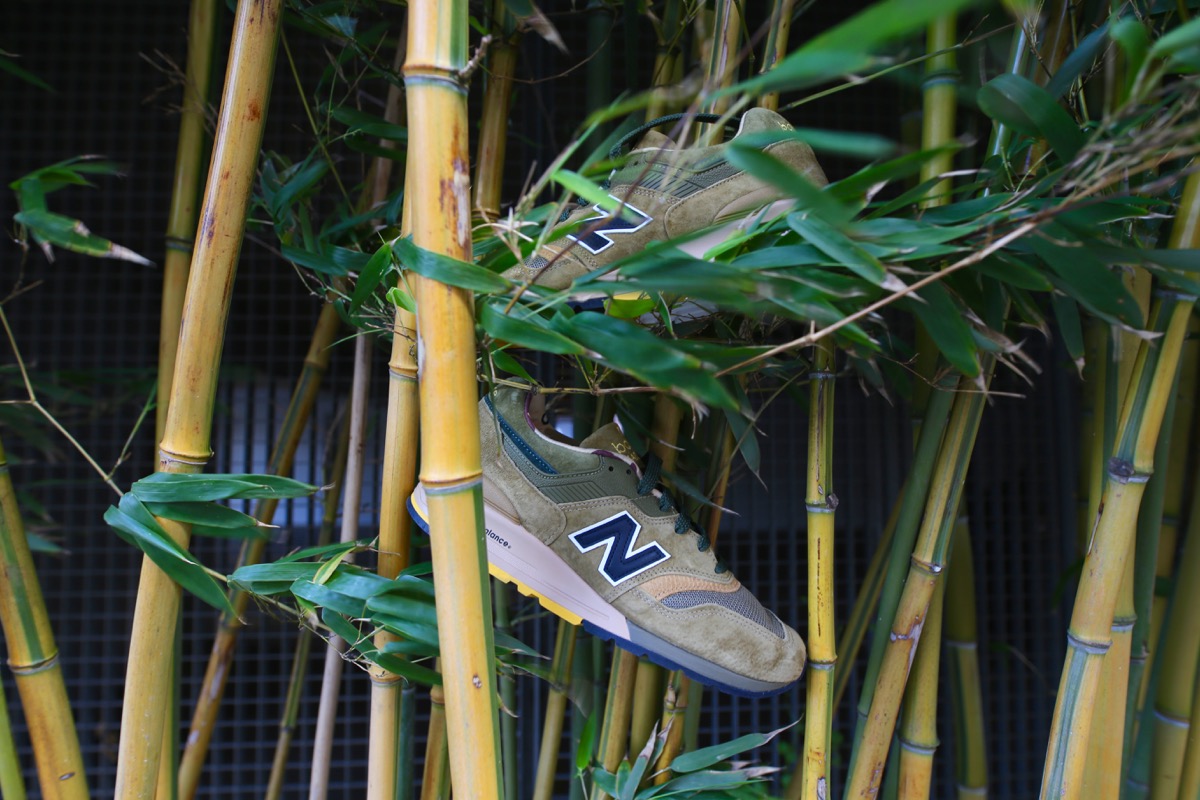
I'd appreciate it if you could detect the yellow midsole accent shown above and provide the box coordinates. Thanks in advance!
[488,562,583,626]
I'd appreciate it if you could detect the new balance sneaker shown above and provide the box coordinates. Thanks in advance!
[408,387,806,697]
[503,108,828,300]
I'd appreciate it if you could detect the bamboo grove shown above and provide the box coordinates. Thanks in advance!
[2,0,1200,798]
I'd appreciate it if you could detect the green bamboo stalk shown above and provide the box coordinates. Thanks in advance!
[309,333,374,800]
[945,523,987,798]
[1077,318,1107,553]
[897,576,946,799]
[405,0,502,794]
[115,2,284,793]
[646,0,683,122]
[264,400,353,800]
[1177,650,1200,797]
[703,0,741,119]
[496,582,518,800]
[179,299,341,799]
[591,650,638,800]
[799,343,837,799]
[533,621,578,800]
[0,680,26,800]
[1039,216,1199,800]
[0,435,88,799]
[846,366,993,798]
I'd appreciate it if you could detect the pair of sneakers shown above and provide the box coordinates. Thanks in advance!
[410,108,821,696]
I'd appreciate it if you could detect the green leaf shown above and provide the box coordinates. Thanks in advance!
[552,169,626,216]
[668,725,790,773]
[970,253,1052,291]
[394,237,511,294]
[292,577,366,618]
[575,712,597,773]
[229,562,322,595]
[131,473,318,503]
[489,348,535,382]
[736,128,897,160]
[386,285,417,313]
[105,495,233,614]
[900,281,978,376]
[25,531,65,555]
[789,215,888,285]
[349,241,394,313]
[1051,294,1085,376]
[14,209,153,265]
[727,144,853,225]
[1028,235,1143,327]
[330,106,408,141]
[0,54,54,92]
[1110,17,1150,83]
[480,299,586,355]
[1149,15,1200,61]
[142,501,270,540]
[977,74,1086,162]
[1046,22,1109,99]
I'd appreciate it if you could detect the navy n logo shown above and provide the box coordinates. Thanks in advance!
[569,512,669,586]
[567,197,652,255]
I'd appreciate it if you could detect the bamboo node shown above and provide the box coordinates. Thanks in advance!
[9,651,60,675]
[898,737,939,754]
[1065,631,1110,654]
[1153,708,1190,728]
[1106,457,1148,484]
[389,365,418,382]
[159,446,211,467]
[421,476,483,495]
[165,235,195,253]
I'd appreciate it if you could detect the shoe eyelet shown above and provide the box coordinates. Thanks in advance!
[608,466,614,472]
[626,469,632,475]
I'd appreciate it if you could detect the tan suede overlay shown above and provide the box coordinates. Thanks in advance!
[640,573,742,600]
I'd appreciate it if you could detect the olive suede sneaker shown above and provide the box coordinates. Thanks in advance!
[408,387,806,697]
[503,108,827,298]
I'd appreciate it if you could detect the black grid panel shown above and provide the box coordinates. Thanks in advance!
[3,1,1083,798]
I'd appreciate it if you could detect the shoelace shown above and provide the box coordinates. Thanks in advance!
[557,112,734,223]
[635,452,728,574]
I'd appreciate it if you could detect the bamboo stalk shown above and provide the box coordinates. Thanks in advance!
[153,2,218,794]
[758,0,795,111]
[1177,649,1200,797]
[420,662,451,800]
[405,1,502,795]
[533,621,578,800]
[364,22,418,800]
[1079,318,1109,552]
[0,436,89,799]
[0,680,26,800]
[846,367,993,799]
[799,343,837,799]
[945,522,987,798]
[115,1,283,793]
[591,650,638,800]
[898,576,946,799]
[1039,278,1199,800]
[703,0,741,120]
[309,333,374,800]
[264,401,354,800]
[178,299,341,799]
[646,0,682,122]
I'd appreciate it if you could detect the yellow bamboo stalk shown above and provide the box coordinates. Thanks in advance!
[1039,170,1200,800]
[758,0,795,111]
[645,0,683,121]
[420,662,451,800]
[532,621,578,800]
[115,0,283,793]
[154,3,218,793]
[898,577,946,799]
[1149,463,1200,799]
[473,24,517,219]
[846,369,991,799]
[178,299,341,799]
[1178,650,1200,797]
[1079,318,1108,553]
[0,436,89,799]
[405,1,502,795]
[944,522,987,799]
[1081,270,1152,797]
[800,343,837,799]
[703,0,741,119]
[364,23,417,800]
[0,680,26,800]
[591,650,638,800]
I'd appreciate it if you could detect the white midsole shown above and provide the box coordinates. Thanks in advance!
[410,484,631,639]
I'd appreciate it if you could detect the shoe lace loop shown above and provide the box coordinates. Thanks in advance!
[635,453,728,574]
[557,112,734,223]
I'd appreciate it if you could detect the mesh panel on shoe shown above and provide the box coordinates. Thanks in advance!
[660,585,786,639]
[524,253,551,272]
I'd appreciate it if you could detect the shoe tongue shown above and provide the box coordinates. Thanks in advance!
[736,107,794,136]
[633,130,675,152]
[580,422,641,466]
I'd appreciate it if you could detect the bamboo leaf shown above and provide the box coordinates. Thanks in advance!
[14,209,152,265]
[278,540,363,563]
[105,495,234,614]
[142,501,271,540]
[636,769,761,796]
[1110,17,1150,81]
[489,348,535,382]
[349,241,394,313]
[386,285,417,313]
[368,649,444,686]
[971,253,1052,291]
[1046,22,1109,99]
[291,578,365,618]
[552,170,627,216]
[727,144,853,224]
[0,53,54,92]
[1051,294,1086,376]
[977,74,1086,162]
[228,562,322,595]
[330,105,408,141]
[393,236,511,293]
[480,299,586,355]
[789,215,888,285]
[899,281,979,377]
[1148,15,1200,60]
[131,472,318,502]
[576,712,597,773]
[1028,235,1143,327]
[667,724,792,773]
